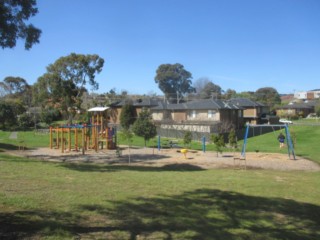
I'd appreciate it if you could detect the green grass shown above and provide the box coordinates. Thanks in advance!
[0,154,320,239]
[0,127,320,239]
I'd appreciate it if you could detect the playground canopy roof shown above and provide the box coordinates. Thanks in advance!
[88,107,109,112]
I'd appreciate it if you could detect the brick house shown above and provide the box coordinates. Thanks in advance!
[227,98,271,124]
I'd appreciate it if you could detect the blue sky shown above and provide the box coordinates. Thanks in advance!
[1,0,320,95]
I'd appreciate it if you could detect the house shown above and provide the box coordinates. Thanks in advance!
[151,99,244,135]
[294,89,320,100]
[276,101,316,118]
[227,98,272,124]
[108,98,161,125]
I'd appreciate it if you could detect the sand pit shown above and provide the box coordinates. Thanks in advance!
[8,146,320,172]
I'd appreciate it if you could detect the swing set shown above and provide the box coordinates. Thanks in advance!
[241,123,296,160]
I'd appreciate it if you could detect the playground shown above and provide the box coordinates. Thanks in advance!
[11,146,320,171]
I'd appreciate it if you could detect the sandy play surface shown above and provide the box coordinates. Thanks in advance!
[10,146,320,172]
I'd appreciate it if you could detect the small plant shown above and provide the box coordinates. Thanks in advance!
[183,131,192,147]
[210,133,225,157]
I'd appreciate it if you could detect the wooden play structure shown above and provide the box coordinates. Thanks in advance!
[49,107,117,154]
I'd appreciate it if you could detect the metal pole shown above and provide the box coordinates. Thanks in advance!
[202,136,206,153]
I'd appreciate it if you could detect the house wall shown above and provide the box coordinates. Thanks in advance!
[243,108,257,118]
[186,110,220,121]
[152,111,163,121]
[277,109,297,117]
[277,108,312,118]
[171,111,186,122]
[109,108,121,124]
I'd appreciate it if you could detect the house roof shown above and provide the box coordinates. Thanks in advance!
[228,98,265,107]
[152,99,242,110]
[110,98,161,107]
[277,103,314,109]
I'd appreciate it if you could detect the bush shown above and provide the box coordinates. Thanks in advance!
[17,113,33,129]
[183,131,192,147]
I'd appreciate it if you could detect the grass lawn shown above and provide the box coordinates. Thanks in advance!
[0,154,320,239]
[0,126,319,239]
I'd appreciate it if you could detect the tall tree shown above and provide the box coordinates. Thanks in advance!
[119,102,136,130]
[132,108,157,147]
[34,53,104,121]
[255,87,281,108]
[223,88,237,100]
[1,76,30,97]
[0,101,15,129]
[200,82,223,99]
[0,0,41,49]
[155,63,195,103]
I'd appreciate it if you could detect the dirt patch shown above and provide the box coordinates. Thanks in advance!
[7,146,320,172]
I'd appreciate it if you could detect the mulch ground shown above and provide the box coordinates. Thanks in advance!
[7,146,320,172]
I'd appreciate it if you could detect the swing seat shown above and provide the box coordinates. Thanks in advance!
[233,155,246,170]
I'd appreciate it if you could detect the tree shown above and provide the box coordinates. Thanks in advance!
[35,53,104,122]
[119,102,136,130]
[210,133,225,157]
[183,131,192,147]
[0,77,31,103]
[223,89,237,100]
[155,63,195,103]
[0,0,41,49]
[228,128,238,149]
[0,101,15,129]
[315,102,320,117]
[254,87,281,108]
[200,82,223,99]
[132,108,157,147]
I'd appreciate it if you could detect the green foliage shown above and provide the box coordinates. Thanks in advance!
[228,129,238,149]
[17,113,33,129]
[315,103,320,117]
[210,133,225,156]
[0,101,16,129]
[155,63,195,103]
[200,82,222,99]
[40,108,60,125]
[120,102,136,130]
[255,87,281,108]
[0,0,41,49]
[183,131,192,146]
[34,53,104,121]
[132,109,157,146]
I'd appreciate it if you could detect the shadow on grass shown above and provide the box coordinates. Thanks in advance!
[0,142,20,151]
[1,189,319,239]
[62,162,205,172]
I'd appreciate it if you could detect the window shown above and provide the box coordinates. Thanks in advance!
[208,110,215,118]
[190,110,196,118]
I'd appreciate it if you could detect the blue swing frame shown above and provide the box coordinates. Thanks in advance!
[241,124,296,160]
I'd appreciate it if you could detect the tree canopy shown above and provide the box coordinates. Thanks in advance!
[132,108,157,146]
[0,0,41,49]
[255,87,281,108]
[120,102,136,130]
[34,53,104,121]
[155,63,195,103]
[193,78,222,99]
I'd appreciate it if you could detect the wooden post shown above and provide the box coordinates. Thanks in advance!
[68,128,71,152]
[82,127,85,155]
[75,128,78,151]
[56,127,59,149]
[49,127,53,149]
[61,128,64,153]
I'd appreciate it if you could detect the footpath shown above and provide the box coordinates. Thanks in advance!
[9,132,18,139]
